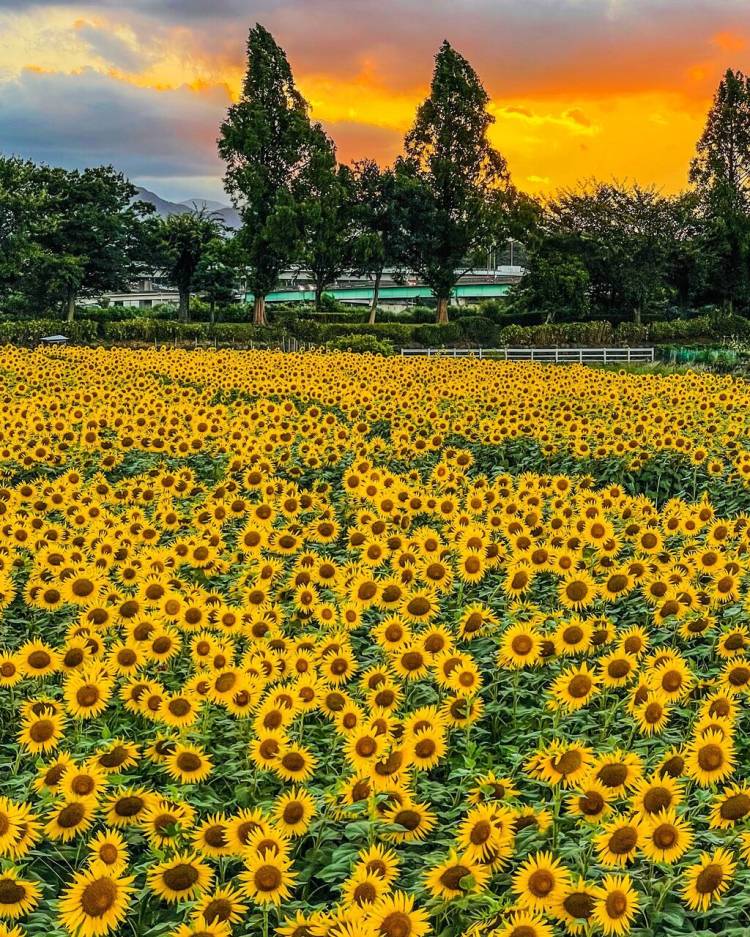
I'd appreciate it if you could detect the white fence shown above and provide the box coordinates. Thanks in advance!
[400,347,655,363]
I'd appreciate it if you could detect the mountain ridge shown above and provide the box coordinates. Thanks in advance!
[134,187,241,229]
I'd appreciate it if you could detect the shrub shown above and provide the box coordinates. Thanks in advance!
[457,316,499,345]
[325,333,395,355]
[412,322,462,346]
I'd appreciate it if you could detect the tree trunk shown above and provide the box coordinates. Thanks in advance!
[178,288,190,323]
[368,270,383,325]
[314,285,323,312]
[209,299,215,326]
[253,295,267,326]
[66,293,76,323]
[436,296,449,324]
[633,304,641,326]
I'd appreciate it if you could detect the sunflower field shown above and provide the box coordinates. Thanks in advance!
[5,348,750,937]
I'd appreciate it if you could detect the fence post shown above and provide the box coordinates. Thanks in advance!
[555,346,559,363]
[627,346,631,363]
[603,348,607,364]
[479,347,483,360]
[579,349,583,364]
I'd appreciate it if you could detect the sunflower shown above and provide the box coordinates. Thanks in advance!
[18,639,59,677]
[34,752,74,794]
[240,850,296,906]
[45,798,97,842]
[592,874,639,935]
[58,869,134,937]
[592,751,643,794]
[685,731,735,787]
[192,814,231,858]
[60,763,108,801]
[456,805,509,862]
[64,668,113,720]
[0,870,41,919]
[147,853,213,903]
[273,788,316,837]
[634,692,670,736]
[103,787,156,827]
[142,799,196,849]
[356,844,401,887]
[92,740,140,774]
[341,867,388,909]
[594,815,642,867]
[224,808,270,855]
[512,850,571,911]
[681,848,736,911]
[2,802,40,860]
[499,624,542,668]
[551,878,597,935]
[274,745,317,783]
[528,741,593,788]
[558,571,598,610]
[192,886,249,927]
[0,654,22,687]
[88,829,129,874]
[17,711,66,753]
[425,850,490,900]
[165,744,213,784]
[709,784,750,829]
[567,780,613,824]
[549,663,600,711]
[629,774,683,818]
[383,799,436,843]
[0,800,22,857]
[641,808,693,864]
[367,891,430,937]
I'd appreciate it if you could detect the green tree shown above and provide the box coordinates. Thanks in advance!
[159,209,225,322]
[350,160,403,323]
[517,240,590,323]
[690,68,750,312]
[297,130,356,311]
[0,157,41,300]
[194,235,241,323]
[545,182,677,323]
[396,40,510,323]
[219,24,317,325]
[27,165,151,321]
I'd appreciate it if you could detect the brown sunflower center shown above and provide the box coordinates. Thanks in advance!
[527,869,555,897]
[162,864,200,892]
[254,864,282,892]
[80,877,118,917]
[695,863,724,895]
[608,826,638,854]
[697,744,724,772]
[720,793,750,821]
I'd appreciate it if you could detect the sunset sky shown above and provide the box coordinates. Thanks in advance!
[1,1,748,203]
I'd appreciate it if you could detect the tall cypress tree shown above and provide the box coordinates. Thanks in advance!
[397,41,510,323]
[690,69,750,312]
[218,25,314,325]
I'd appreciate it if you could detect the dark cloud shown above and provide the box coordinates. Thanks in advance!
[0,67,229,181]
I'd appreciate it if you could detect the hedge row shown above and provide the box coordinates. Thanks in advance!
[5,312,750,349]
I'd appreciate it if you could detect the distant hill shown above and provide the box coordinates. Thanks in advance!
[134,187,241,230]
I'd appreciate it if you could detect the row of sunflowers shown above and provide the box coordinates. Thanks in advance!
[3,348,750,937]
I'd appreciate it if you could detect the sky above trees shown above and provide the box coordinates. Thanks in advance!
[1,0,750,201]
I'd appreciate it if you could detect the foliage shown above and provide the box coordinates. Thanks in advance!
[396,41,514,323]
[325,332,395,355]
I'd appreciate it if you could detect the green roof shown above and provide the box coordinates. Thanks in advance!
[245,283,511,303]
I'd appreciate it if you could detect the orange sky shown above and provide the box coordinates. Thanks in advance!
[0,2,748,201]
